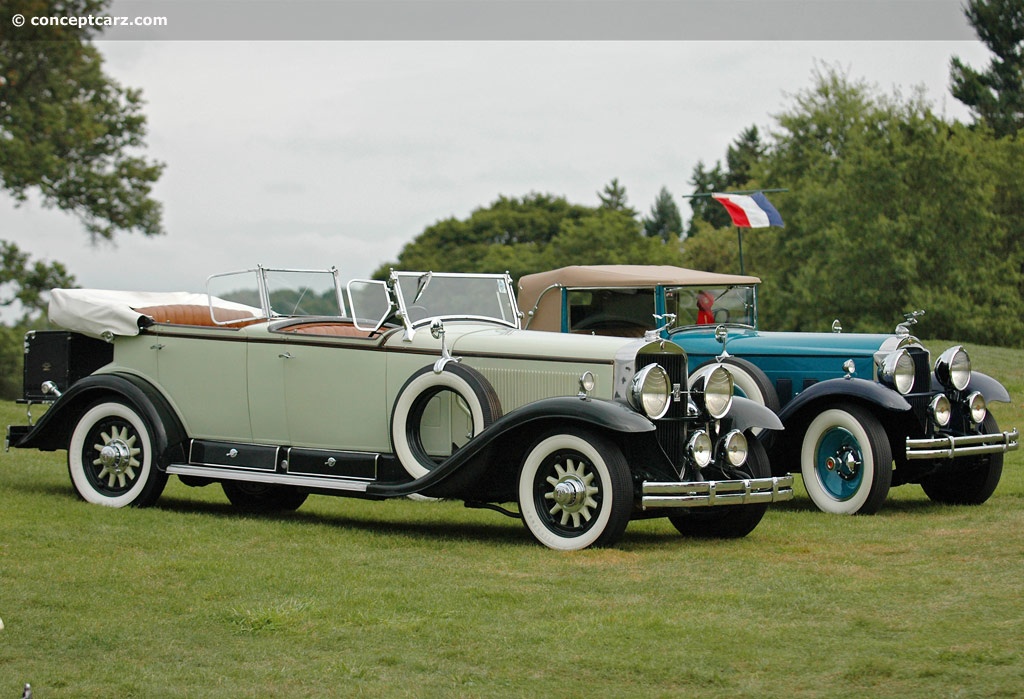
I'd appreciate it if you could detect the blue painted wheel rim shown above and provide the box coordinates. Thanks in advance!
[815,427,864,501]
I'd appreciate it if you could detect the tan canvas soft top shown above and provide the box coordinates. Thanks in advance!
[518,265,760,331]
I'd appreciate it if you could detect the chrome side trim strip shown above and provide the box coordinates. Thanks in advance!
[641,474,794,509]
[166,464,371,492]
[905,428,1019,460]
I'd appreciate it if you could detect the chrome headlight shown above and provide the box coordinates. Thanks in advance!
[719,429,748,467]
[703,365,734,419]
[929,394,951,427]
[966,391,987,424]
[629,364,671,420]
[935,346,971,391]
[687,430,713,468]
[880,349,915,395]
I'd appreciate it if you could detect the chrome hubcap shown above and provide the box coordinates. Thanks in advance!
[99,442,131,471]
[824,447,860,481]
[552,478,587,508]
[543,458,599,528]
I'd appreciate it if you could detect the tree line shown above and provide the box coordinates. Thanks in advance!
[378,63,1024,347]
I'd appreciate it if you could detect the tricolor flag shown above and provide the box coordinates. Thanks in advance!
[711,192,784,228]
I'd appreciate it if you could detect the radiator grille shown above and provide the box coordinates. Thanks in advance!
[907,345,931,394]
[635,351,689,465]
[905,393,932,431]
[635,352,688,418]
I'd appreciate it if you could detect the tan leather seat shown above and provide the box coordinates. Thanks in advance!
[284,322,374,338]
[135,305,260,327]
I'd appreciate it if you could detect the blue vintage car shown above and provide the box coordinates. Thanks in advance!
[518,265,1019,515]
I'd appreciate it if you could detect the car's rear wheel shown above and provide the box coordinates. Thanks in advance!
[920,414,1004,505]
[221,481,309,512]
[67,400,168,507]
[517,427,633,550]
[799,404,892,515]
[669,433,771,538]
[391,363,502,479]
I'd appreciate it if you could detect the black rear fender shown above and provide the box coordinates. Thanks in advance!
[11,373,188,467]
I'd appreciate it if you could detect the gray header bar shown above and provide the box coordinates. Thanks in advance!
[11,1,976,41]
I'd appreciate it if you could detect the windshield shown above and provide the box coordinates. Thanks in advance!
[264,269,344,317]
[206,267,345,323]
[393,272,519,328]
[666,285,756,329]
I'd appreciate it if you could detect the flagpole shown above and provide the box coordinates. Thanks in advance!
[737,228,745,275]
[680,188,789,199]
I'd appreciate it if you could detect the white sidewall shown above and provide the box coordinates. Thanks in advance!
[800,408,875,515]
[518,433,613,551]
[67,402,155,508]
[392,370,487,479]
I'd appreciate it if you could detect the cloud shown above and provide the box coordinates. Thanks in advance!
[2,40,989,296]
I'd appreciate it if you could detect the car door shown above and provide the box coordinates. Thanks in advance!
[277,335,390,452]
[151,327,252,441]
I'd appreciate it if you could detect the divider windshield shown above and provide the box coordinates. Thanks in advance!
[207,267,345,323]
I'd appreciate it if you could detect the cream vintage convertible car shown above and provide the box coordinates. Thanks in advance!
[7,267,792,549]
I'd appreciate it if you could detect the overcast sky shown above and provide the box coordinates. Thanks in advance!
[2,6,993,297]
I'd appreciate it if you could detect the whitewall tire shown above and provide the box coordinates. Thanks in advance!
[800,404,892,515]
[518,428,632,550]
[391,363,501,479]
[67,401,168,507]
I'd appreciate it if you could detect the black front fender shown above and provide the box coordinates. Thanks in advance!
[728,396,783,432]
[9,373,188,467]
[778,377,912,424]
[965,372,1011,404]
[367,397,654,498]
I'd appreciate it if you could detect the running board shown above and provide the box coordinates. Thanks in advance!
[166,463,370,493]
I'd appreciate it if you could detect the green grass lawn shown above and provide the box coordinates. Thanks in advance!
[1,342,1022,697]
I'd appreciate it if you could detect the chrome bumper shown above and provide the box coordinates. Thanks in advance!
[641,475,794,510]
[905,428,1019,460]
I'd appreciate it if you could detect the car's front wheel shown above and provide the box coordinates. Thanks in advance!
[221,481,309,512]
[517,428,633,550]
[799,404,892,515]
[920,414,1004,505]
[669,433,771,538]
[67,400,168,507]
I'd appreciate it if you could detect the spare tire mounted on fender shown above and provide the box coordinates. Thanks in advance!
[391,363,502,479]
